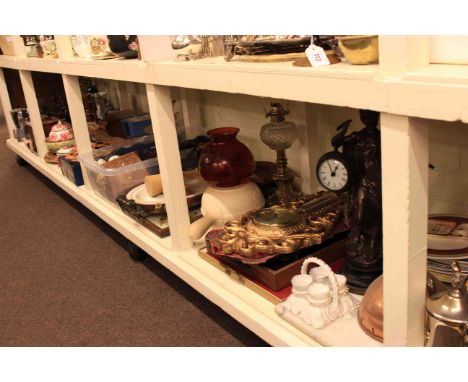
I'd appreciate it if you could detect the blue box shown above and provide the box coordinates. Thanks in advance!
[58,155,84,187]
[121,114,152,137]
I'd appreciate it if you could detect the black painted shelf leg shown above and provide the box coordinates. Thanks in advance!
[126,241,148,261]
[16,156,29,167]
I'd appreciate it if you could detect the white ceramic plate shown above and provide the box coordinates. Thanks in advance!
[126,177,207,206]
[427,215,468,259]
[428,234,468,251]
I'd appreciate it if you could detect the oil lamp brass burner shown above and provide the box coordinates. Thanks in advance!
[217,192,343,261]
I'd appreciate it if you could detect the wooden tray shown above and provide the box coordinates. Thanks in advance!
[116,194,201,238]
[198,248,292,304]
[199,247,345,304]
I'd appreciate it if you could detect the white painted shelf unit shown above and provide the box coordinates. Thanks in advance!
[0,35,463,346]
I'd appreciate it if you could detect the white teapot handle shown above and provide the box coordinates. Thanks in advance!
[188,215,215,240]
[301,257,339,313]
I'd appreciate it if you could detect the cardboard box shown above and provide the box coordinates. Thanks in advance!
[58,156,84,187]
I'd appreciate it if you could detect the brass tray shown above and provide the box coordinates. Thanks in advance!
[206,192,344,264]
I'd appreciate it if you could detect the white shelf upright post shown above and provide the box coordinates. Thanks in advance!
[18,70,48,158]
[11,35,26,58]
[378,36,430,346]
[54,35,75,60]
[378,35,429,77]
[61,74,93,187]
[381,114,428,346]
[146,84,192,251]
[0,69,16,140]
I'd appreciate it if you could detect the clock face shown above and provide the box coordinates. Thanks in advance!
[317,158,350,192]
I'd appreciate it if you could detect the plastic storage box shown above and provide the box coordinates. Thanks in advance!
[79,137,159,204]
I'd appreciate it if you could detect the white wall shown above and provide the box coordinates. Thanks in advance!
[194,91,362,182]
[428,120,468,215]
[186,92,468,216]
[93,79,149,113]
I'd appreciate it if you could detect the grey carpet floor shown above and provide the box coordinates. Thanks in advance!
[0,122,267,346]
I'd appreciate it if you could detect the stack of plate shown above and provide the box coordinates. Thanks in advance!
[428,215,468,283]
[125,174,207,215]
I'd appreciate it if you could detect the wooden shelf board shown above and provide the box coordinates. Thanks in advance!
[152,57,384,111]
[385,64,468,123]
[404,64,468,85]
[59,57,148,82]
[152,57,378,79]
[0,55,148,83]
[3,54,468,122]
[177,248,381,347]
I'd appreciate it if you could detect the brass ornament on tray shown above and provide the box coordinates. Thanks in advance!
[224,35,311,62]
[209,192,344,264]
[171,35,222,61]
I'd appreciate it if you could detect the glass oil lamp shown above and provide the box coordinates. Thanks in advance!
[260,103,299,205]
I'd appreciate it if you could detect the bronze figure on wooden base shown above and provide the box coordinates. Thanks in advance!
[316,110,382,294]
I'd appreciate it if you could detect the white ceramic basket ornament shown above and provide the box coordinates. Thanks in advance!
[276,257,359,329]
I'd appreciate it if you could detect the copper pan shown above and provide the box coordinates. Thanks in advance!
[358,275,383,342]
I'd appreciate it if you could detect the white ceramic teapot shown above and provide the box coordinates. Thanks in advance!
[48,120,73,142]
[188,181,265,241]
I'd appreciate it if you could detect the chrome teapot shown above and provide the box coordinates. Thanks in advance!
[425,261,468,347]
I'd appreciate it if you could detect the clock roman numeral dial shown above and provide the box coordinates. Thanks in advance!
[318,158,349,192]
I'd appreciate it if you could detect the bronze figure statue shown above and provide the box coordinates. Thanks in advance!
[327,110,382,293]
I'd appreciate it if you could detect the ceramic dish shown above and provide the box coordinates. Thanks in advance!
[44,151,58,164]
[50,120,71,131]
[126,176,207,215]
[48,122,73,142]
[234,52,306,62]
[428,214,468,259]
[70,35,114,59]
[428,259,468,275]
[225,36,311,62]
[45,138,76,153]
[337,35,379,65]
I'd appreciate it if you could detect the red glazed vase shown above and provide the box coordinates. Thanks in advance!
[199,127,255,187]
